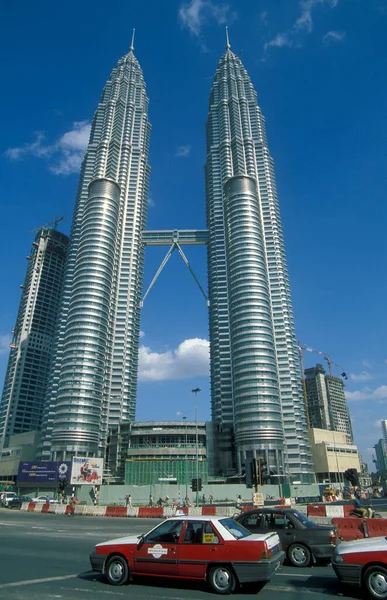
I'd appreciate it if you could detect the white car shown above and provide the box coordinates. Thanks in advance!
[32,495,59,504]
[0,491,17,507]
[332,536,387,599]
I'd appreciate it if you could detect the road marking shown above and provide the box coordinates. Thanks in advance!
[276,572,335,578]
[0,574,78,589]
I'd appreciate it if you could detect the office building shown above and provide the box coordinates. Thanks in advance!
[38,38,151,460]
[36,36,313,482]
[0,228,68,447]
[308,428,360,484]
[205,36,313,480]
[381,420,387,447]
[305,364,353,442]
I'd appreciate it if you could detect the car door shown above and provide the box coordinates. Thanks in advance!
[260,511,297,552]
[177,521,223,579]
[134,519,184,576]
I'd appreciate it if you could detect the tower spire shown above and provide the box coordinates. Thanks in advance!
[225,26,230,49]
[129,28,135,52]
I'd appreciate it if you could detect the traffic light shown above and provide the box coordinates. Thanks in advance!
[258,459,270,486]
[245,458,257,488]
[58,478,68,491]
[191,478,202,492]
[344,469,359,486]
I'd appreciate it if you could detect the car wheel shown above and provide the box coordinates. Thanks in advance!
[105,555,129,586]
[364,565,387,599]
[288,544,311,568]
[208,565,236,594]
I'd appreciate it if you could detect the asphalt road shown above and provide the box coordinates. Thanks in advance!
[0,508,362,600]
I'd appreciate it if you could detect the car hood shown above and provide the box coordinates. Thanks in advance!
[337,536,387,555]
[96,535,141,547]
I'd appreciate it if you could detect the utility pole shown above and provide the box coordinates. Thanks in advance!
[192,388,201,507]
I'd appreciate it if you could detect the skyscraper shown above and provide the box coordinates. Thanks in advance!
[205,36,313,480]
[0,228,69,447]
[381,420,387,447]
[39,37,151,460]
[305,364,353,442]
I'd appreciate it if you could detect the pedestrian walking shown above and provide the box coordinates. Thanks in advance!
[149,494,154,507]
[69,496,76,517]
[127,494,132,508]
[209,494,213,504]
[45,493,50,504]
[202,493,206,504]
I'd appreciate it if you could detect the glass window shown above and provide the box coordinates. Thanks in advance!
[145,519,184,544]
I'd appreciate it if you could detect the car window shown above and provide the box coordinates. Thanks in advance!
[268,513,294,530]
[292,512,317,528]
[220,518,250,539]
[241,514,263,528]
[183,521,220,544]
[145,520,184,544]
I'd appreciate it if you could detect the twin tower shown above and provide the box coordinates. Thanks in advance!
[38,36,313,482]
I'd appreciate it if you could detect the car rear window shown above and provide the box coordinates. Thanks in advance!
[293,512,318,528]
[219,518,250,539]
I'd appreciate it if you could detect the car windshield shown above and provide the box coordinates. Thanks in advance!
[292,511,318,528]
[219,518,251,539]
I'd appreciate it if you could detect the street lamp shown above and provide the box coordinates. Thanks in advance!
[182,416,188,499]
[192,388,201,507]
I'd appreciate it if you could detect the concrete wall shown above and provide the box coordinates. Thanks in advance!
[75,482,322,506]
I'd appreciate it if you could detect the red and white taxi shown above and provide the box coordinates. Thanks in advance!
[90,515,284,594]
[332,536,387,599]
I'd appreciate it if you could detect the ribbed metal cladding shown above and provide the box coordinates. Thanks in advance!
[206,43,314,481]
[52,178,120,452]
[224,176,284,457]
[38,45,151,461]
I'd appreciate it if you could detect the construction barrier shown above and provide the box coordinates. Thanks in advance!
[18,504,247,519]
[365,519,387,538]
[333,517,365,541]
[307,505,330,517]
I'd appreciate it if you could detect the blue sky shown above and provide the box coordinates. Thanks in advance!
[1,0,386,468]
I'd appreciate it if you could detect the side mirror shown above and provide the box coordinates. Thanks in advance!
[137,534,145,549]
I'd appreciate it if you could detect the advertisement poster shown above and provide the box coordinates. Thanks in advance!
[71,457,104,485]
[17,461,71,483]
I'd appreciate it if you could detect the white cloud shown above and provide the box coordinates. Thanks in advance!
[138,338,210,382]
[363,359,373,368]
[5,121,91,176]
[174,145,191,158]
[323,30,346,44]
[0,334,11,354]
[349,371,374,383]
[139,330,145,338]
[265,0,339,52]
[265,33,293,50]
[178,0,236,38]
[346,385,387,402]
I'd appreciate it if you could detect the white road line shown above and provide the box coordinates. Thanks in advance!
[276,572,334,578]
[0,574,78,589]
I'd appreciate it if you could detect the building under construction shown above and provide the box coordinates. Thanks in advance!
[106,421,208,485]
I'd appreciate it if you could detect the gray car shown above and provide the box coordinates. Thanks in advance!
[235,508,337,567]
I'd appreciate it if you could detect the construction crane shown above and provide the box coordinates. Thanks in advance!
[298,342,347,379]
[29,216,66,233]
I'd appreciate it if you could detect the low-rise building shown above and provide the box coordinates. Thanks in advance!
[106,421,208,485]
[309,427,360,484]
[0,430,40,484]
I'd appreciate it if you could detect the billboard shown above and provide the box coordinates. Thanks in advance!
[17,461,71,483]
[71,457,104,485]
